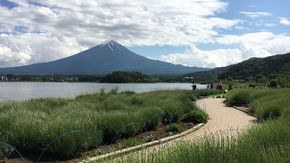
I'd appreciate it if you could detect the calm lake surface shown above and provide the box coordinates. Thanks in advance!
[0,82,206,101]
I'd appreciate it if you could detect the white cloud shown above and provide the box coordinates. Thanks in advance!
[216,32,290,56]
[160,46,242,68]
[240,11,272,18]
[0,0,242,67]
[280,17,290,26]
[0,33,83,67]
[161,32,290,68]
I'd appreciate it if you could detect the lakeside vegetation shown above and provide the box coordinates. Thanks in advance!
[114,88,290,163]
[0,90,220,161]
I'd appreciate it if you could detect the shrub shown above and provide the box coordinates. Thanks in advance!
[138,107,161,131]
[226,90,251,106]
[161,104,182,124]
[165,123,180,132]
[269,80,278,88]
[182,110,209,124]
[48,130,102,158]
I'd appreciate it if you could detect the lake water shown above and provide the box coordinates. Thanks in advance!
[0,82,207,101]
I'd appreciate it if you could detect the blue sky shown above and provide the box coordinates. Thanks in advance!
[0,0,290,68]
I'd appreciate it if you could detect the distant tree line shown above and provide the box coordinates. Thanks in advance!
[0,74,102,82]
[1,71,186,83]
[100,71,154,83]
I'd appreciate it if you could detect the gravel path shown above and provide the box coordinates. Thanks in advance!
[182,98,256,141]
[88,98,256,162]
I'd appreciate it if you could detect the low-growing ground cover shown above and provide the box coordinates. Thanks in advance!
[117,88,290,163]
[0,89,216,161]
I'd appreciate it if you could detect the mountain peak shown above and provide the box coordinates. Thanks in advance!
[99,40,124,51]
[101,40,118,45]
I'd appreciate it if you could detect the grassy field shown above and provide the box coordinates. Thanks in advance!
[0,89,220,161]
[115,88,290,163]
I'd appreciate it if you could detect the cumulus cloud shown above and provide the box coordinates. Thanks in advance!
[0,33,83,67]
[0,0,243,67]
[160,46,242,68]
[239,11,272,18]
[216,32,290,57]
[280,17,290,26]
[161,32,290,67]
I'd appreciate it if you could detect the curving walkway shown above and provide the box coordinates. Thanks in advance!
[85,98,256,162]
[184,98,256,141]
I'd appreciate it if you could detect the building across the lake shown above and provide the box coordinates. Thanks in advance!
[0,76,8,81]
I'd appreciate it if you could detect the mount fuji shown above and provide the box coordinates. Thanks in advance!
[0,40,208,75]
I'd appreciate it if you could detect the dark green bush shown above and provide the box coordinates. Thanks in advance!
[161,104,183,124]
[269,80,278,88]
[226,90,251,106]
[165,123,180,132]
[130,96,143,105]
[182,110,208,124]
[138,107,161,131]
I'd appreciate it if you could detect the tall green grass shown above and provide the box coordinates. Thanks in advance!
[0,90,214,160]
[226,88,290,120]
[112,89,290,163]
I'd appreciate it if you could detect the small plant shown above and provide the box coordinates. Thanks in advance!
[109,87,119,94]
[0,145,13,161]
[165,123,180,132]
[99,88,106,96]
[124,138,143,147]
[144,134,156,142]
[130,97,143,105]
[122,91,135,95]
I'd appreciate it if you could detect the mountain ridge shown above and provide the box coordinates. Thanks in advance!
[185,52,290,81]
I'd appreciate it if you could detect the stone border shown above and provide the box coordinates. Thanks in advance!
[80,123,205,163]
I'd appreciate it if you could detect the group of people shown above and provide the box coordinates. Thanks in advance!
[192,82,224,90]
